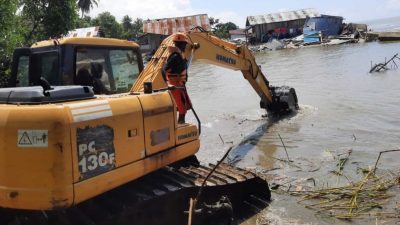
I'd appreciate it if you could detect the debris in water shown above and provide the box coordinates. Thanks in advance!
[370,53,400,73]
[218,133,225,144]
[373,149,400,174]
[352,134,357,142]
[330,149,352,176]
[289,149,400,220]
[290,169,400,220]
[278,133,291,162]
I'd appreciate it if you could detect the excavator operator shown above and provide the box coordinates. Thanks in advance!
[162,33,192,124]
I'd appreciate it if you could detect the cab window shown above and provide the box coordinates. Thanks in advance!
[109,50,140,92]
[29,51,60,85]
[11,48,59,87]
[75,47,140,94]
[38,52,59,85]
[16,56,29,87]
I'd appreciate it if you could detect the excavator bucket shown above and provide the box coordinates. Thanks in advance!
[261,86,299,114]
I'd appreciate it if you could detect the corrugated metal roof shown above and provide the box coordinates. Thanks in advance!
[246,8,320,26]
[66,27,102,37]
[143,14,210,35]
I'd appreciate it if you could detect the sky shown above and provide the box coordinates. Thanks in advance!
[89,0,400,28]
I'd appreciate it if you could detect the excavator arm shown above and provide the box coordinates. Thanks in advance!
[132,29,298,114]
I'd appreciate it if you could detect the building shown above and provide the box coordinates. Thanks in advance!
[304,15,344,37]
[139,14,210,53]
[246,8,320,42]
[229,29,246,41]
[66,27,104,38]
[342,23,368,35]
[138,33,166,53]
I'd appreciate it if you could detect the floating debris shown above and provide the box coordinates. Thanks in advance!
[290,169,400,220]
[331,149,352,176]
[288,149,400,220]
[370,53,400,73]
[373,149,400,173]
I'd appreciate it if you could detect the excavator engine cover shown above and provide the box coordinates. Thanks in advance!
[0,86,94,104]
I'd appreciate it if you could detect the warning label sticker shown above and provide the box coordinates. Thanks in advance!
[17,130,48,148]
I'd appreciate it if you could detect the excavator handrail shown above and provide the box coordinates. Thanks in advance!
[153,85,202,134]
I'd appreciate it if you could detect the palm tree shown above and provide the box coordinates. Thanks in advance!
[77,0,98,18]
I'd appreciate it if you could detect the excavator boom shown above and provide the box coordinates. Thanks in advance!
[132,29,298,114]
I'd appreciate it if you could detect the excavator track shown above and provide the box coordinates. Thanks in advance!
[0,163,270,225]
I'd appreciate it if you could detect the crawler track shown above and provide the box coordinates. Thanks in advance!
[0,163,270,225]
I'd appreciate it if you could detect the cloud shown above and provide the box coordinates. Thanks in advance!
[211,11,245,28]
[89,0,198,21]
[277,8,290,13]
[386,0,400,9]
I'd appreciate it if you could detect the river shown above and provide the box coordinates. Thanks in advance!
[185,40,400,224]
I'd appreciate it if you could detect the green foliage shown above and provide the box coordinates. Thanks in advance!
[132,18,144,38]
[42,0,78,39]
[122,15,133,31]
[1,1,150,85]
[76,16,93,28]
[213,22,238,39]
[77,0,98,17]
[1,0,78,85]
[209,17,220,26]
[92,12,123,38]
[121,16,143,40]
[0,0,24,84]
[19,0,78,44]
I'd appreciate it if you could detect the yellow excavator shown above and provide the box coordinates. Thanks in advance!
[0,28,298,225]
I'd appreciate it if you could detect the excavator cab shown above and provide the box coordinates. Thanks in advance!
[9,40,144,94]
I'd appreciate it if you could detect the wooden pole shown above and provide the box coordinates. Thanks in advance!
[187,198,194,225]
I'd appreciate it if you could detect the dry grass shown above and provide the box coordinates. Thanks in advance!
[289,169,400,220]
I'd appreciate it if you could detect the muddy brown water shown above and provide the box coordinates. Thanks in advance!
[185,41,400,224]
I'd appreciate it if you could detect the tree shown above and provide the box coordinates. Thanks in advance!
[0,0,24,84]
[92,12,123,38]
[19,0,78,43]
[0,0,23,55]
[1,0,92,85]
[209,17,220,27]
[214,22,238,39]
[76,15,93,28]
[42,0,78,39]
[132,18,143,38]
[77,0,98,18]
[122,15,133,31]
[121,15,133,39]
[120,16,143,40]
